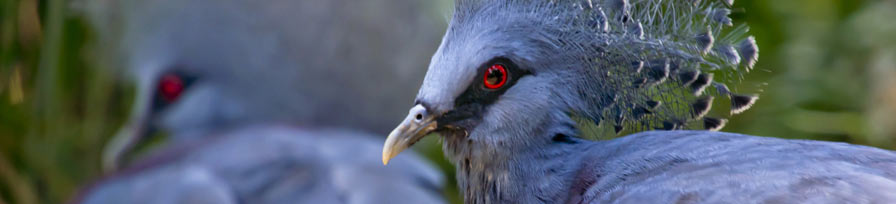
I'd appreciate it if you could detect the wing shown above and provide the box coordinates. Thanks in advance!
[184,126,445,204]
[314,129,446,204]
[76,126,444,204]
[78,166,237,204]
[572,131,896,203]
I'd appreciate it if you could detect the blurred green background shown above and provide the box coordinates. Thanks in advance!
[1,0,895,203]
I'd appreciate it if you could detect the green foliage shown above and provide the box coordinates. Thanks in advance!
[1,0,132,203]
[726,0,896,148]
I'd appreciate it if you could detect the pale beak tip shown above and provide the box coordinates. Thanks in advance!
[382,141,397,166]
[382,151,390,165]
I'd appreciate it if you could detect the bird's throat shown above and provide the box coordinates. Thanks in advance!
[442,132,590,203]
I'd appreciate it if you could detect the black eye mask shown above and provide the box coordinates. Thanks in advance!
[151,70,198,113]
[437,57,532,129]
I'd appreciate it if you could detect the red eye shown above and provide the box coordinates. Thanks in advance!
[158,74,184,103]
[483,64,508,89]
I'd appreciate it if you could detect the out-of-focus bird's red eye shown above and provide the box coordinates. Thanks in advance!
[483,64,508,89]
[158,74,184,103]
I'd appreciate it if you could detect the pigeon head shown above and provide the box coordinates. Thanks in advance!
[92,0,441,171]
[382,1,591,165]
[383,0,759,166]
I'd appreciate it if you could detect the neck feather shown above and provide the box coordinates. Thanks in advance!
[441,130,592,203]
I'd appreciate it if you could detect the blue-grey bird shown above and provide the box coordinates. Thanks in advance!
[80,126,443,204]
[382,0,896,203]
[73,0,445,203]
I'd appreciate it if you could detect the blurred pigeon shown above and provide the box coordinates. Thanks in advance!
[73,0,446,203]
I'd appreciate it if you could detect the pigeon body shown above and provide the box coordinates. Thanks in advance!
[381,0,896,203]
[443,130,896,203]
[78,126,444,204]
[571,131,896,203]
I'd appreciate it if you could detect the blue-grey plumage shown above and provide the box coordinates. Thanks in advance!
[77,126,444,204]
[574,131,896,203]
[76,0,447,203]
[381,0,896,203]
[81,0,443,169]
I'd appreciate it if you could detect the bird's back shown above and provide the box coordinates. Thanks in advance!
[77,126,444,204]
[572,131,896,203]
[84,0,444,135]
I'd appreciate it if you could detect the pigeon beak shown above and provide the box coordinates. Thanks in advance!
[102,119,149,172]
[102,83,155,173]
[382,104,437,165]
